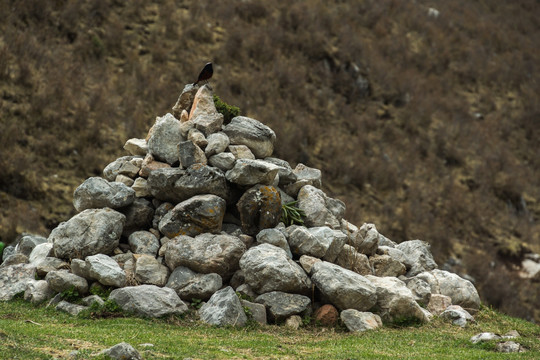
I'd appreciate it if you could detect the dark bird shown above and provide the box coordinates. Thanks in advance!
[194,62,213,86]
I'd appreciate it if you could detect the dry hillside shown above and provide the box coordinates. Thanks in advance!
[0,0,539,321]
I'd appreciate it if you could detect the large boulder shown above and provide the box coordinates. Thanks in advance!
[73,177,135,212]
[236,185,282,236]
[165,266,222,301]
[310,261,377,311]
[147,113,184,165]
[239,244,312,295]
[164,233,245,281]
[431,269,481,313]
[159,194,226,238]
[396,240,437,276]
[287,226,346,262]
[223,116,276,158]
[0,264,37,301]
[50,208,125,260]
[255,291,311,323]
[109,285,188,318]
[225,159,280,186]
[199,286,247,326]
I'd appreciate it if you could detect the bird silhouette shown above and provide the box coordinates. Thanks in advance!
[193,62,213,86]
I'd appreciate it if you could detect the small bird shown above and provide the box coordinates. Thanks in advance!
[193,62,213,86]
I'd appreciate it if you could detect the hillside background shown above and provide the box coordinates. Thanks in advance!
[1,0,538,322]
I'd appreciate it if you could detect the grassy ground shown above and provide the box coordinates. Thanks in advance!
[0,300,538,359]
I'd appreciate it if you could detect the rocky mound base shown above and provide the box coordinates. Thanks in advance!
[1,83,482,332]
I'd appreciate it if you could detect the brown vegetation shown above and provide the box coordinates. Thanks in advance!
[0,0,538,322]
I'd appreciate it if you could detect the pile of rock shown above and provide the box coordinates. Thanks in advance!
[0,83,481,332]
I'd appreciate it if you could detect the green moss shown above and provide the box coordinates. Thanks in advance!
[213,95,240,124]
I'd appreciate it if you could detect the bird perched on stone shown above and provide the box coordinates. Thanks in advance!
[193,62,213,86]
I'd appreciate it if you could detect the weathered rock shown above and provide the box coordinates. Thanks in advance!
[314,304,339,327]
[134,255,169,286]
[377,246,413,269]
[128,231,160,256]
[100,342,142,360]
[256,228,292,258]
[229,145,255,159]
[430,269,480,313]
[153,202,174,229]
[311,261,377,311]
[124,138,148,156]
[35,257,70,277]
[335,245,373,276]
[109,285,188,318]
[50,208,125,260]
[263,157,297,185]
[84,254,126,288]
[283,164,324,197]
[241,299,267,325]
[147,113,184,165]
[131,177,152,198]
[18,235,47,256]
[440,305,475,327]
[239,244,312,295]
[159,194,226,238]
[28,242,54,265]
[115,174,134,187]
[120,198,154,237]
[208,152,236,171]
[226,159,280,186]
[405,277,431,306]
[103,156,141,181]
[187,128,208,148]
[366,275,428,324]
[296,186,341,229]
[340,309,383,332]
[56,300,88,316]
[81,295,105,307]
[199,286,247,326]
[396,240,437,276]
[1,253,28,266]
[138,154,171,178]
[351,223,380,256]
[24,279,55,304]
[285,315,303,329]
[172,83,198,118]
[496,341,525,353]
[223,116,276,158]
[287,226,346,262]
[45,270,88,294]
[148,165,230,203]
[237,185,281,236]
[470,332,501,344]
[165,266,222,301]
[369,254,406,277]
[189,85,224,136]
[2,245,15,262]
[117,161,141,178]
[178,140,207,168]
[205,132,230,157]
[236,283,257,300]
[255,291,311,323]
[299,255,321,275]
[427,294,452,315]
[73,177,135,212]
[165,233,246,280]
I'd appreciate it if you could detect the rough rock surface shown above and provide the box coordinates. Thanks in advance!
[431,269,481,313]
[86,254,126,288]
[223,116,276,158]
[73,177,135,212]
[236,185,281,236]
[314,304,339,327]
[109,285,188,318]
[0,264,37,301]
[296,185,341,228]
[396,240,438,276]
[199,286,247,326]
[100,342,142,360]
[340,309,383,332]
[226,159,280,186]
[255,291,311,322]
[165,266,222,301]
[147,113,183,165]
[45,270,88,294]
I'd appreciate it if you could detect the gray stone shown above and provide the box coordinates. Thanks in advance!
[131,177,152,198]
[241,299,267,325]
[311,261,377,311]
[159,194,226,238]
[239,244,312,295]
[2,245,15,262]
[441,305,475,327]
[50,208,125,260]
[28,242,54,265]
[430,269,481,313]
[178,140,207,168]
[134,255,170,286]
[73,177,135,212]
[148,165,230,203]
[165,233,246,281]
[396,240,438,276]
[255,291,311,322]
[85,254,126,288]
[263,157,297,185]
[165,266,222,301]
[502,330,521,339]
[223,116,276,158]
[24,279,55,304]
[1,253,28,266]
[237,185,282,236]
[70,259,91,279]
[153,202,174,229]
[117,161,140,178]
[427,294,452,315]
[187,128,208,148]
[45,270,88,294]
[120,198,155,237]
[115,174,134,187]
[256,228,292,258]
[283,164,323,197]
[147,113,184,165]
[190,85,224,136]
[81,295,105,307]
[366,275,429,324]
[109,285,188,318]
[351,223,380,256]
[172,83,198,117]
[128,231,160,256]
[225,159,280,186]
[340,309,383,332]
[208,152,236,171]
[405,277,431,306]
[335,245,373,276]
[287,226,346,262]
[103,156,141,181]
[296,186,341,228]
[124,138,148,156]
[17,234,47,256]
[496,341,525,353]
[369,254,406,277]
[100,342,142,360]
[236,284,257,300]
[378,246,413,269]
[35,257,69,277]
[199,286,247,326]
[205,132,230,157]
[470,332,501,344]
[299,255,321,275]
[56,300,88,316]
[229,145,255,159]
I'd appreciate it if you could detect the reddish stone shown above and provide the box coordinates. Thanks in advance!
[314,304,339,327]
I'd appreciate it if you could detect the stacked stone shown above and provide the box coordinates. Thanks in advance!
[0,84,481,331]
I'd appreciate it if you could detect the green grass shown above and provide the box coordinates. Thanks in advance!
[0,301,539,359]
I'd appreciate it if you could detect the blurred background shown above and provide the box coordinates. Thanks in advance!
[0,0,538,322]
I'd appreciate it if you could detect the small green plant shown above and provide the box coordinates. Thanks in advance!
[236,291,253,302]
[281,201,305,226]
[243,306,253,318]
[89,285,112,300]
[60,286,80,303]
[213,95,240,124]
[0,241,4,259]
[190,298,203,310]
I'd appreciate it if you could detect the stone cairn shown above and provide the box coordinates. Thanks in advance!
[1,83,482,332]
